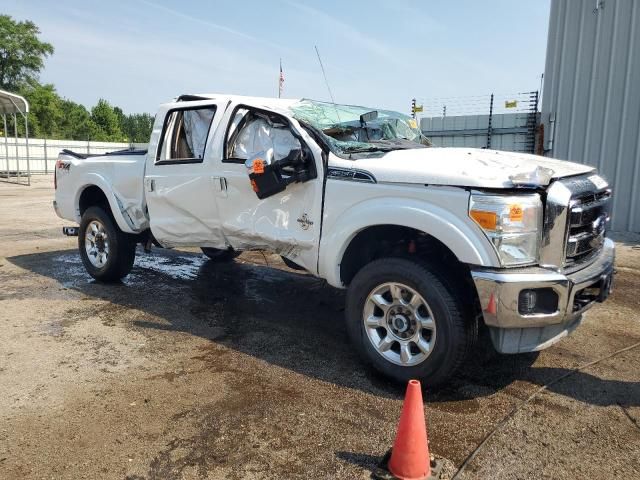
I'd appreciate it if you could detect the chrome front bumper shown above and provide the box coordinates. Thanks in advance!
[471,238,615,353]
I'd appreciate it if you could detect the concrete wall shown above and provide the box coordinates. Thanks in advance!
[542,0,640,232]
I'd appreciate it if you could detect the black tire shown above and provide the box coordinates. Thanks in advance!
[78,206,136,282]
[200,247,240,262]
[345,257,472,386]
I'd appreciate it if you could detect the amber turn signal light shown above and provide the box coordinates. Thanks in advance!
[470,210,498,230]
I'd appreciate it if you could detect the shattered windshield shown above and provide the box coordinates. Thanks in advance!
[290,99,430,157]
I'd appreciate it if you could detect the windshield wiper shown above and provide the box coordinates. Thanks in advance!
[342,145,396,153]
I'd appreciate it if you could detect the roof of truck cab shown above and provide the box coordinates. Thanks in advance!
[180,94,301,114]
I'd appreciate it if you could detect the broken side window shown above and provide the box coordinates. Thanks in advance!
[225,108,301,163]
[157,106,216,163]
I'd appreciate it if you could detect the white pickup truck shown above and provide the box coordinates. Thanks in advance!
[54,94,615,385]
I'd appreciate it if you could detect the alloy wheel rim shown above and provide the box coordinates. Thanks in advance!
[84,220,109,268]
[363,282,436,367]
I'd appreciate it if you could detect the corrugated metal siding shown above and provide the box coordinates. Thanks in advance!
[542,0,640,232]
[421,113,532,152]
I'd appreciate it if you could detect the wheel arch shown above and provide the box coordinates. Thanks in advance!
[79,185,109,215]
[339,225,460,285]
[74,175,137,234]
[319,197,500,288]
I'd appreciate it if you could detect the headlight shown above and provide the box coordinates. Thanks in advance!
[469,193,542,266]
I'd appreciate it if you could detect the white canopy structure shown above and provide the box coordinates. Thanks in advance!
[0,89,30,185]
[0,89,29,115]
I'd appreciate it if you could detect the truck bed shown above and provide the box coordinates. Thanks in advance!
[55,148,149,233]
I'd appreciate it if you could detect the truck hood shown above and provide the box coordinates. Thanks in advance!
[350,148,595,188]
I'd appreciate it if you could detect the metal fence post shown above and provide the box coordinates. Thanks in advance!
[13,113,20,183]
[486,93,494,149]
[87,139,90,154]
[23,113,30,186]
[3,114,9,180]
[44,137,48,174]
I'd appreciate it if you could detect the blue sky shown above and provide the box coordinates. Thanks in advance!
[3,0,551,114]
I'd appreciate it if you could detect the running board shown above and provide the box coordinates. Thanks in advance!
[62,226,79,236]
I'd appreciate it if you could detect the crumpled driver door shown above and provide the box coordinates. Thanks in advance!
[209,102,325,273]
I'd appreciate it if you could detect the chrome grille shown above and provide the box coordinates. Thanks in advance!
[565,189,611,265]
[540,174,612,271]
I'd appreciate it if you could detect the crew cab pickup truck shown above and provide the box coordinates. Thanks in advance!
[54,94,615,385]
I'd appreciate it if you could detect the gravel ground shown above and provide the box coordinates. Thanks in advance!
[0,176,638,479]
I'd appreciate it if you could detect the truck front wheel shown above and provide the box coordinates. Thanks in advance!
[79,206,136,282]
[346,257,471,386]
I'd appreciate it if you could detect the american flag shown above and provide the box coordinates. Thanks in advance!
[278,59,284,98]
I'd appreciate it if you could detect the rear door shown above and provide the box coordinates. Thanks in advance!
[144,99,228,248]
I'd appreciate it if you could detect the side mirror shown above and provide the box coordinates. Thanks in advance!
[244,148,275,172]
[244,147,314,199]
[245,148,287,199]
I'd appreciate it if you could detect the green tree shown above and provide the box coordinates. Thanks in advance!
[59,99,101,140]
[120,112,154,143]
[113,106,126,128]
[91,99,125,141]
[133,112,154,142]
[0,15,54,91]
[19,83,62,137]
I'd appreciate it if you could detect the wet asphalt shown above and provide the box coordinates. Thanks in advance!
[0,177,639,479]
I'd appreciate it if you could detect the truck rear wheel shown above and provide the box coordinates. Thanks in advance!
[345,257,470,386]
[79,206,136,282]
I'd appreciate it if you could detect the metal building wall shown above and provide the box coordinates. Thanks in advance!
[542,0,640,232]
[421,113,533,152]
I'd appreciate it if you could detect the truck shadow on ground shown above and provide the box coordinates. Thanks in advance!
[7,248,639,406]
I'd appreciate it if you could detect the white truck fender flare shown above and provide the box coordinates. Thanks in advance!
[318,197,500,288]
[73,172,138,234]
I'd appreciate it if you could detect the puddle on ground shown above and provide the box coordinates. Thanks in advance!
[133,254,206,281]
[50,251,208,286]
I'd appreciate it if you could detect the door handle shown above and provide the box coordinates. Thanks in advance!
[212,176,228,198]
[212,176,227,191]
[145,179,155,192]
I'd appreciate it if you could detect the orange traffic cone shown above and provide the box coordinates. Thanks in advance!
[372,379,442,480]
[486,292,497,315]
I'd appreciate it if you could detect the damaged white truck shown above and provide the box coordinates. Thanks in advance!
[54,95,615,385]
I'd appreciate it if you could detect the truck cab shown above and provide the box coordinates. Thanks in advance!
[53,94,615,385]
[143,96,324,274]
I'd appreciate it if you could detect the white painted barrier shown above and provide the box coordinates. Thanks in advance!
[1,137,148,176]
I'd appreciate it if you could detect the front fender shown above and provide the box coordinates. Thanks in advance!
[318,185,500,288]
